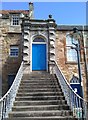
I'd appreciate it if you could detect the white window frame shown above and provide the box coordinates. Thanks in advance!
[66,34,78,63]
[9,46,19,57]
[11,14,20,26]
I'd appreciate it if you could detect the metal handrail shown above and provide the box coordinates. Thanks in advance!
[0,62,23,120]
[53,62,88,119]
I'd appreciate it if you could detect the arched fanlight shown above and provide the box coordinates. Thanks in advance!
[33,37,45,42]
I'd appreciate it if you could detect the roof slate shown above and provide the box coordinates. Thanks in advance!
[0,10,29,14]
[57,25,88,31]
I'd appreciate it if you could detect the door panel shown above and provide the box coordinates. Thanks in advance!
[32,44,46,70]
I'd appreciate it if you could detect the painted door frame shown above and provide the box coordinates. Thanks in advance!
[30,37,48,72]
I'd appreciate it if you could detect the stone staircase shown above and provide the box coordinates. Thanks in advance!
[6,71,77,120]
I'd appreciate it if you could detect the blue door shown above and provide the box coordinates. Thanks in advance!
[32,44,46,70]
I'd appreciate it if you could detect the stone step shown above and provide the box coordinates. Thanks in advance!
[5,116,77,120]
[23,73,51,76]
[18,88,62,93]
[9,110,72,117]
[14,100,67,106]
[21,80,57,83]
[12,105,70,111]
[21,78,57,82]
[20,82,57,85]
[21,80,58,83]
[19,84,60,88]
[20,82,58,85]
[19,85,60,89]
[20,83,58,86]
[17,91,63,96]
[22,76,53,80]
[29,71,50,75]
[24,73,52,76]
[22,80,56,83]
[17,90,61,94]
[20,82,59,86]
[15,96,65,101]
[21,79,56,82]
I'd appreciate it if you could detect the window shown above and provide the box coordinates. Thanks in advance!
[66,34,78,62]
[33,37,45,42]
[10,46,19,57]
[70,75,79,83]
[11,14,19,26]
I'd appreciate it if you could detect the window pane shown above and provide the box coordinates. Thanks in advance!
[66,36,73,46]
[10,46,19,57]
[66,35,78,46]
[66,47,77,62]
[33,38,45,42]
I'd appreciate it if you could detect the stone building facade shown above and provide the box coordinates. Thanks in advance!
[0,3,88,100]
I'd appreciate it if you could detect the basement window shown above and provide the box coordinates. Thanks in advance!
[10,46,19,57]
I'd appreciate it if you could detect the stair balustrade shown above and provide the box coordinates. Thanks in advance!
[53,62,88,119]
[0,62,23,120]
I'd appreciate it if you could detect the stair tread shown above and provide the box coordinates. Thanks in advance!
[14,99,66,103]
[16,95,63,97]
[10,110,71,113]
[8,116,75,118]
[14,100,67,106]
[17,91,62,94]
[9,110,72,117]
[20,84,57,86]
[13,105,68,108]
[19,86,60,88]
[5,116,77,120]
[18,88,61,90]
[6,118,77,120]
